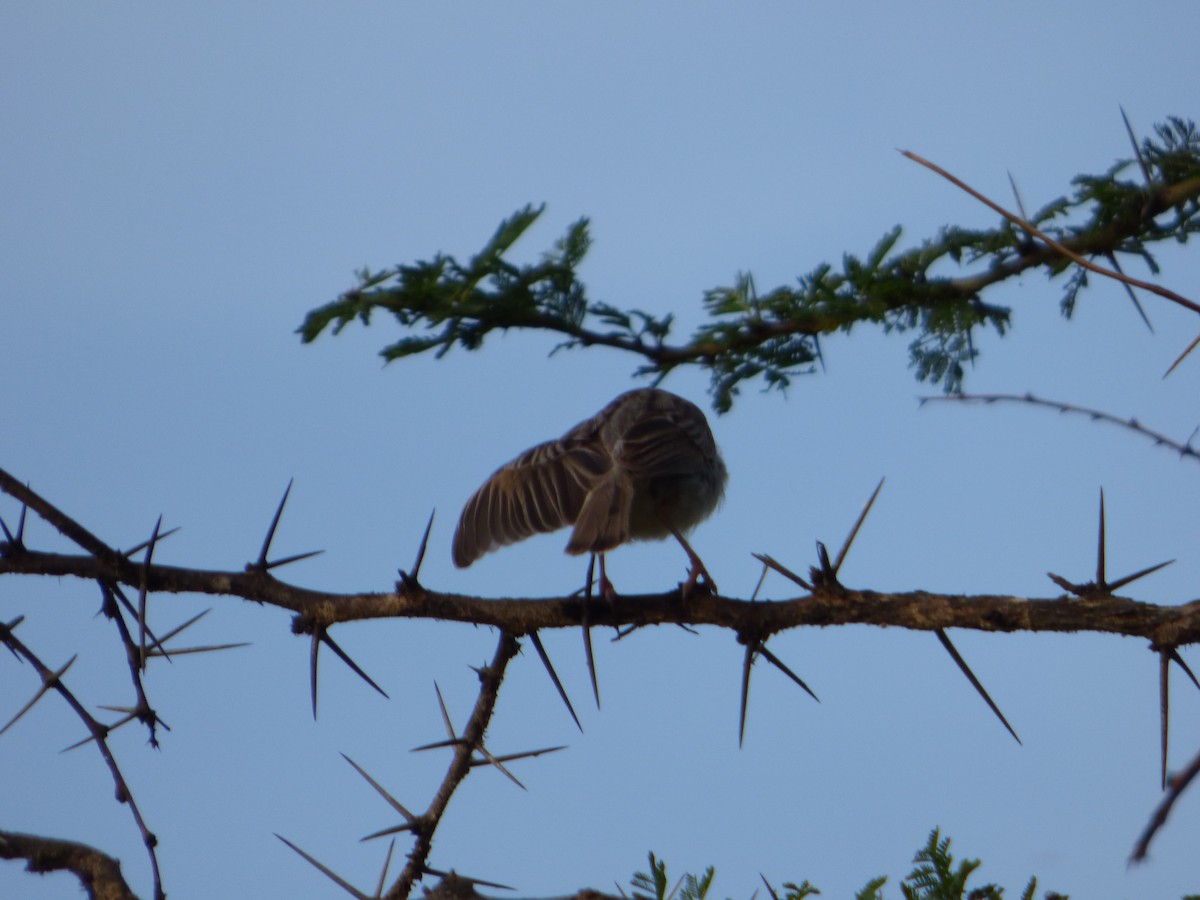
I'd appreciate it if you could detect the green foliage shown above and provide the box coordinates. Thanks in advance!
[631,852,716,900]
[634,830,1076,900]
[897,828,1007,899]
[298,204,593,361]
[855,876,888,900]
[1143,117,1200,195]
[630,853,670,900]
[301,117,1200,412]
[783,880,823,900]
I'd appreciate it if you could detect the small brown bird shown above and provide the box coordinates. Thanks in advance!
[452,388,727,594]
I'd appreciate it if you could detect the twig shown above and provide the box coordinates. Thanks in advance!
[902,150,1200,316]
[1131,740,1200,862]
[922,393,1200,466]
[0,469,118,561]
[387,631,521,900]
[0,620,163,899]
[98,582,164,747]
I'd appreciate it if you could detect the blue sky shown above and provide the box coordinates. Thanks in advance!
[4,3,1200,898]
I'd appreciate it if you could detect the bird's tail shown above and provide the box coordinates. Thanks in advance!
[565,473,631,555]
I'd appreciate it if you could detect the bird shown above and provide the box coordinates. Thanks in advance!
[451,387,727,596]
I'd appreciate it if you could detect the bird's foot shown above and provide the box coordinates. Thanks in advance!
[680,556,717,599]
[599,572,619,603]
[663,522,717,599]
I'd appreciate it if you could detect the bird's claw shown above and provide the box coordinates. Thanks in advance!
[680,560,717,599]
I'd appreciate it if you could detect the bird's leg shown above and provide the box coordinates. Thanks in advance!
[597,552,618,602]
[663,521,717,598]
[576,552,618,602]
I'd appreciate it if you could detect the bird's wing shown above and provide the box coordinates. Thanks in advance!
[452,438,610,567]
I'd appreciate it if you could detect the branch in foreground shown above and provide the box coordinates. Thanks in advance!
[279,632,524,899]
[390,631,520,898]
[0,619,163,900]
[1132,740,1200,863]
[7,466,1200,893]
[8,542,1200,646]
[0,829,137,900]
[6,465,1198,690]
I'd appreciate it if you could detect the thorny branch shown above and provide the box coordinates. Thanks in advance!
[3,459,1200,897]
[5,534,1199,646]
[922,393,1200,465]
[1133,741,1200,863]
[0,617,164,900]
[390,632,521,900]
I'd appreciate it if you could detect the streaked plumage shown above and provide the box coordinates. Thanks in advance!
[452,388,726,584]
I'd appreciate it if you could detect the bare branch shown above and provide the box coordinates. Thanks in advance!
[922,393,1200,466]
[0,621,164,899]
[387,631,521,900]
[0,470,118,562]
[7,537,1200,646]
[1132,741,1200,862]
[0,829,138,900]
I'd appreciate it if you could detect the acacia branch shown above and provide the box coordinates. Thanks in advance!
[299,118,1200,411]
[0,621,163,900]
[388,631,521,900]
[903,151,1200,315]
[6,543,1199,647]
[6,448,1200,892]
[2,465,1197,647]
[6,465,1195,645]
[1132,740,1200,863]
[922,393,1200,464]
[0,467,120,562]
[0,830,137,900]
